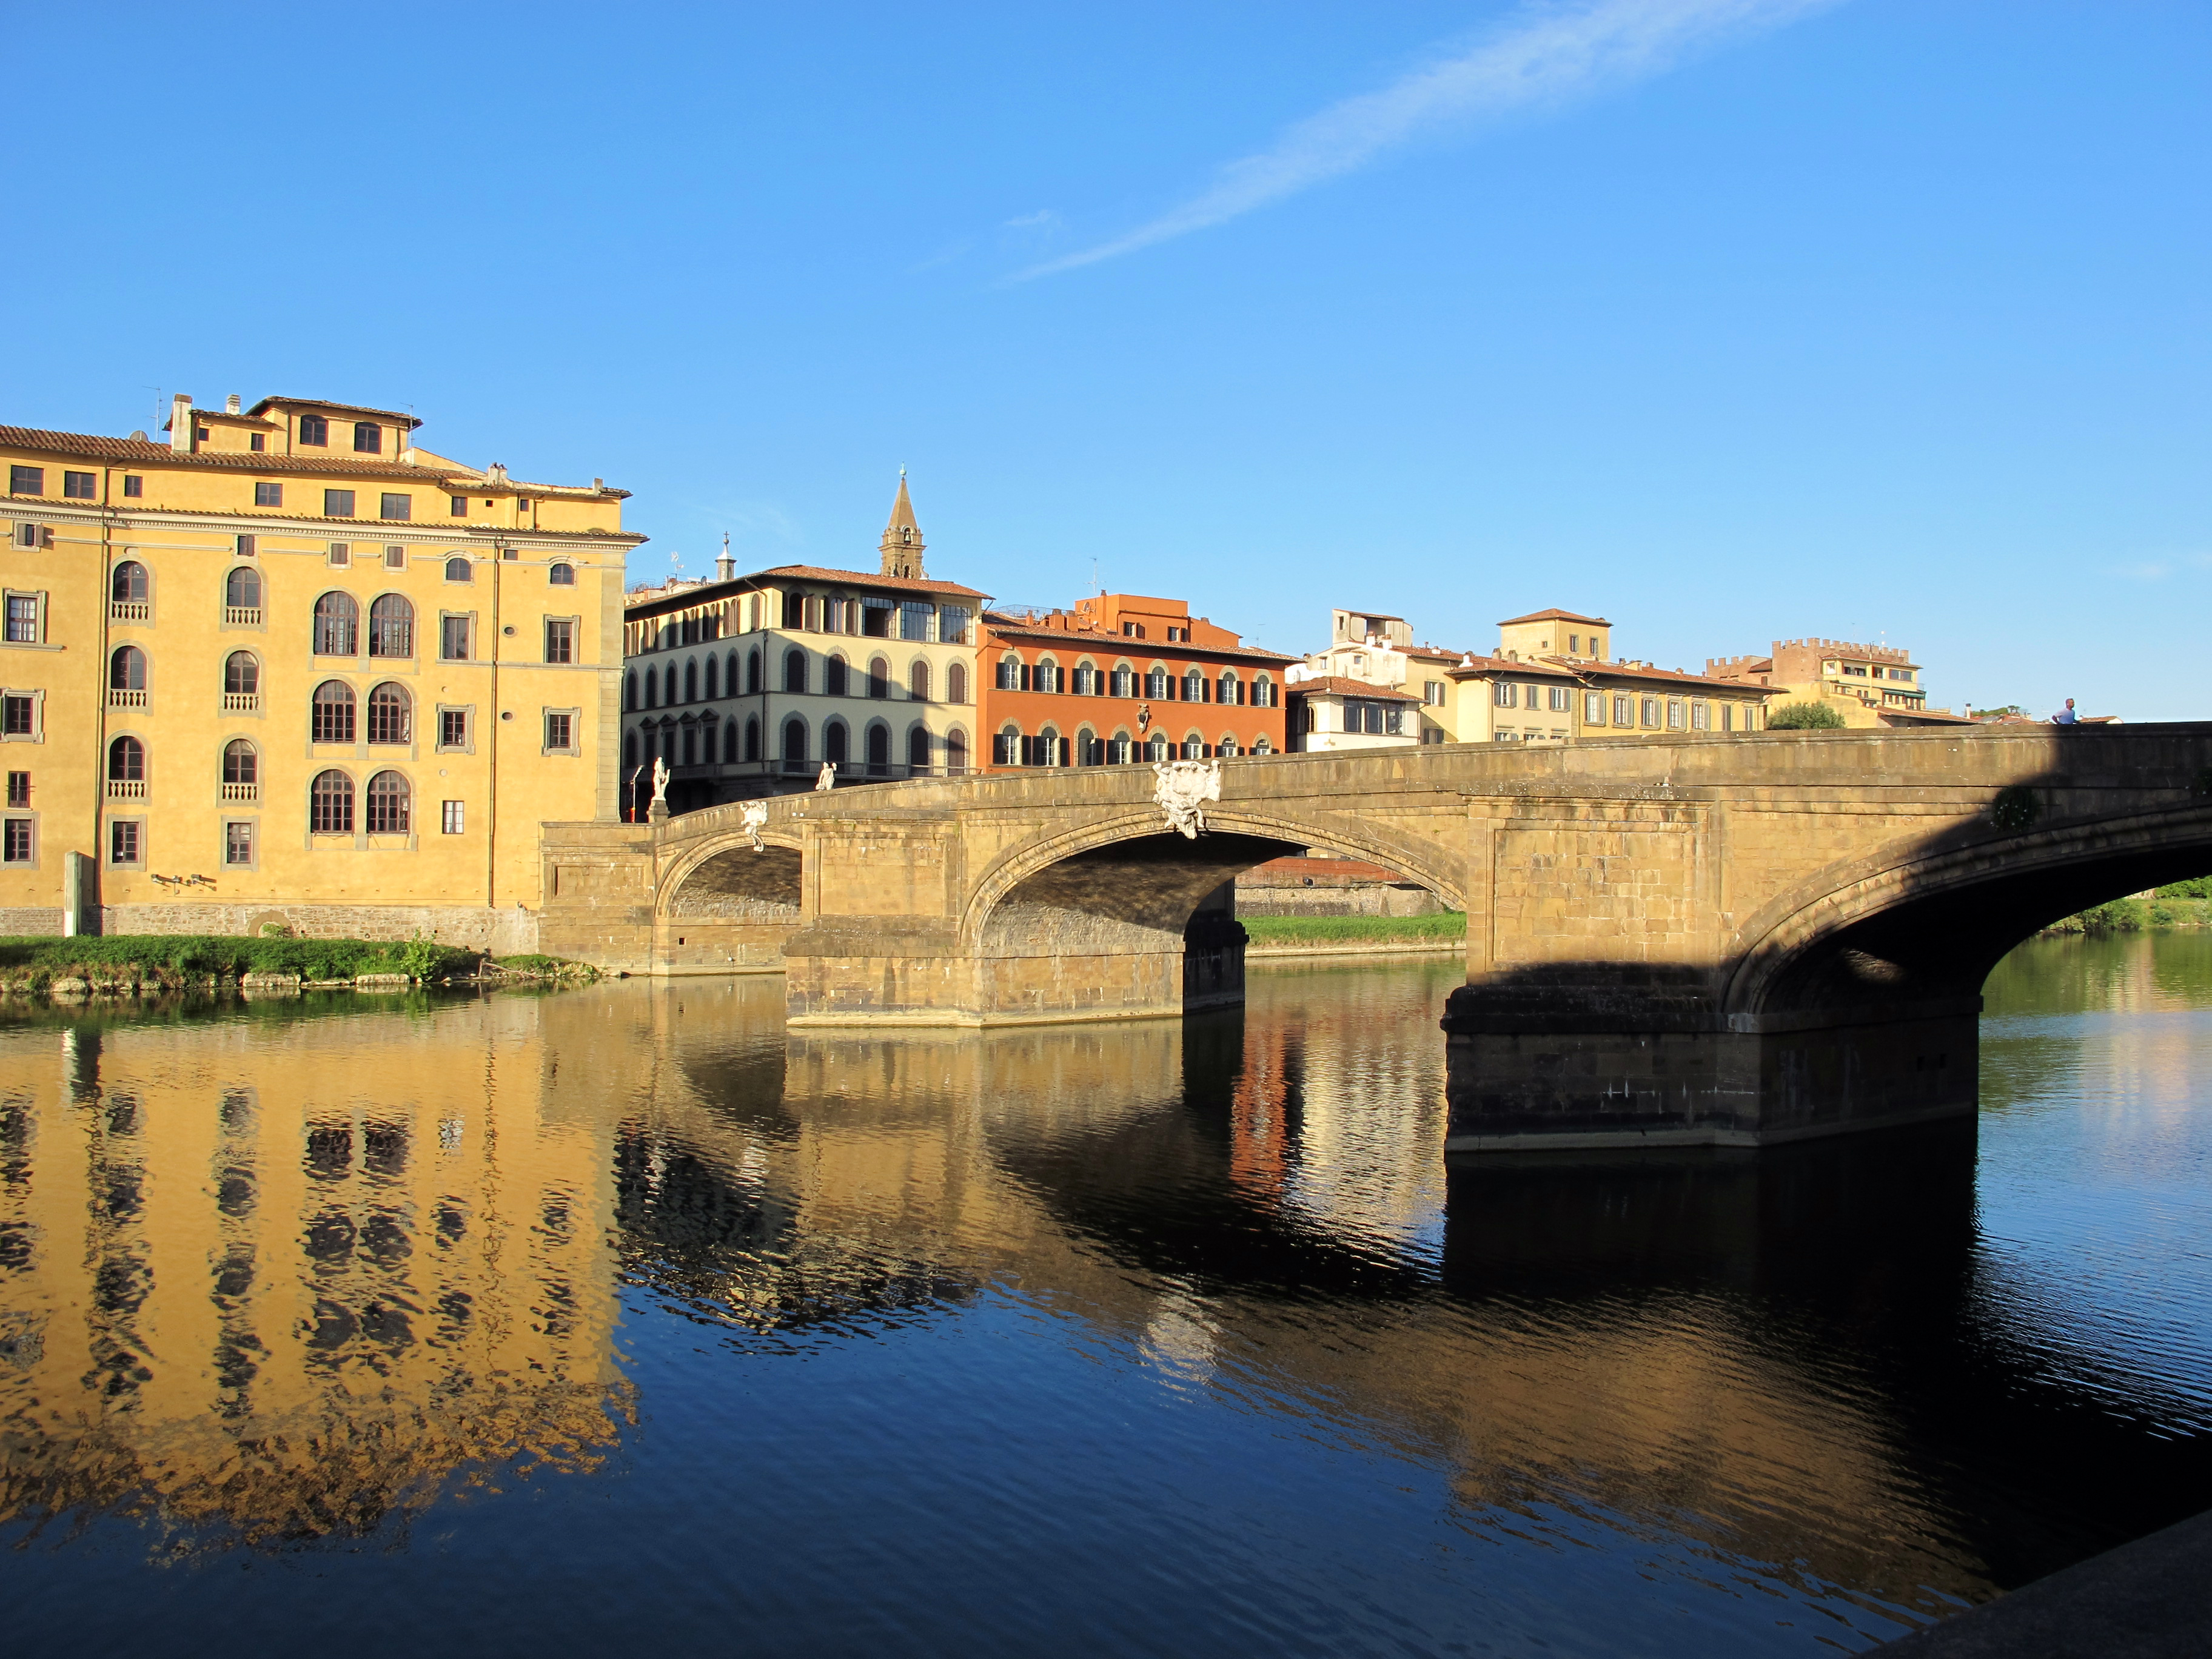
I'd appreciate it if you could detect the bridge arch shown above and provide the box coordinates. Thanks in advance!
[1728,801,2212,1020]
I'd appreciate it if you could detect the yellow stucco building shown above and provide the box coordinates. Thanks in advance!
[0,394,640,947]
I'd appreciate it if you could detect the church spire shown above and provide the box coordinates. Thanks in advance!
[879,467,925,579]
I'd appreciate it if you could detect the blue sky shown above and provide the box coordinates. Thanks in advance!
[6,2,2205,716]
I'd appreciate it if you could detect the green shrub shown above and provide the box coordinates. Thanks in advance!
[0,934,479,985]
[1766,701,1847,730]
[1241,913,1467,944]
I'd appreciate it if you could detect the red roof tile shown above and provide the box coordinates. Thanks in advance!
[1290,676,1424,701]
[1496,607,1610,627]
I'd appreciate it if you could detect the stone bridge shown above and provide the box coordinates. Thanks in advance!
[540,725,2212,1151]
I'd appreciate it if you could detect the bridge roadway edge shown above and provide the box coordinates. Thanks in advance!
[538,725,2212,1150]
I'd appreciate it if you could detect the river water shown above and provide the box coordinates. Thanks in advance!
[2,935,2210,1656]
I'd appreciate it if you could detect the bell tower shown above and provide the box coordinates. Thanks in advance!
[879,469,926,579]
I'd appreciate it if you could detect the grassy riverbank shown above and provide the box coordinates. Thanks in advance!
[0,934,596,993]
[1241,912,1467,945]
[2045,888,2212,936]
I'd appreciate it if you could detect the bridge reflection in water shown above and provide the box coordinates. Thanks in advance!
[2,960,2208,1652]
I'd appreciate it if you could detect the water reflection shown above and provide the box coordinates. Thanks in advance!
[1,943,2209,1657]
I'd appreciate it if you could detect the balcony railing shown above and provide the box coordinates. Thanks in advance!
[224,606,263,627]
[106,779,147,800]
[220,782,259,802]
[109,602,150,623]
[223,692,261,712]
[108,688,147,709]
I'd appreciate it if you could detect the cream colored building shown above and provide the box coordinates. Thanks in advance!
[622,478,988,811]
[1,393,639,945]
[1291,609,1463,742]
[1705,637,1969,728]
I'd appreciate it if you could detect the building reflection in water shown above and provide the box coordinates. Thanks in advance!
[2,949,2207,1646]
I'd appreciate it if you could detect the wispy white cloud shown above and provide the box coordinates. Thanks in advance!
[1013,0,1843,281]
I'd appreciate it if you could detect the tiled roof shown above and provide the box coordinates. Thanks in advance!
[1290,676,1424,700]
[1554,658,1768,691]
[1496,607,1610,627]
[1,426,451,482]
[1444,654,1584,680]
[983,618,1297,665]
[246,397,423,428]
[763,563,992,599]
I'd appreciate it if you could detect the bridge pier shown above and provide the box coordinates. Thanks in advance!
[1440,992,1981,1151]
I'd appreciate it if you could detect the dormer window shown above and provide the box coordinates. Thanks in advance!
[354,422,381,454]
[299,415,328,446]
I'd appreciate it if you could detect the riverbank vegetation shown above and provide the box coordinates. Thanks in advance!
[1241,913,1467,945]
[2043,881,2212,936]
[0,935,598,995]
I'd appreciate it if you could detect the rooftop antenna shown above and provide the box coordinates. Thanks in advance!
[1093,558,1101,596]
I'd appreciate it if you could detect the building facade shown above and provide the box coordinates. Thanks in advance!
[976,592,1290,768]
[1,393,637,945]
[1287,677,1427,752]
[1290,609,1461,742]
[621,479,988,810]
[1704,637,1968,727]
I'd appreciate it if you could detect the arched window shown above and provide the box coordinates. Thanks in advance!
[1182,669,1205,703]
[866,723,891,776]
[996,655,1023,692]
[444,556,472,583]
[994,723,1021,767]
[703,655,719,700]
[1145,732,1170,762]
[224,651,259,695]
[549,561,575,585]
[745,717,761,762]
[907,726,931,773]
[1218,671,1241,706]
[1253,675,1276,708]
[1145,666,1169,700]
[1218,736,1240,757]
[367,683,410,745]
[726,649,741,695]
[368,593,414,657]
[111,560,149,602]
[1111,665,1136,699]
[747,650,762,694]
[682,726,697,766]
[1073,663,1101,696]
[910,660,931,702]
[226,566,262,611]
[784,649,808,695]
[1035,660,1062,695]
[1036,726,1064,766]
[825,654,850,697]
[623,730,638,768]
[868,656,890,699]
[722,722,737,763]
[624,671,637,711]
[312,680,357,744]
[947,729,969,774]
[366,771,409,834]
[1252,736,1274,754]
[825,720,850,768]
[1074,727,1099,766]
[354,421,382,454]
[108,735,145,781]
[782,717,808,771]
[947,661,968,705]
[1107,730,1134,765]
[313,591,358,655]
[310,769,354,833]
[223,739,258,786]
[684,659,699,703]
[109,645,147,690]
[1181,731,1205,760]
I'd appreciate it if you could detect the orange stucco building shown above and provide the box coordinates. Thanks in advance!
[976,593,1293,768]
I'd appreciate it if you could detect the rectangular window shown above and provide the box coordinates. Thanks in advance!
[253,481,283,507]
[1492,682,1517,707]
[938,606,971,646]
[1583,691,1605,723]
[442,799,465,834]
[224,820,254,866]
[325,488,355,517]
[441,615,471,660]
[109,819,141,865]
[354,422,382,454]
[1667,699,1686,729]
[1423,680,1445,705]
[544,618,575,663]
[299,415,328,446]
[236,533,256,558]
[898,600,933,642]
[1642,697,1661,727]
[438,708,469,749]
[4,595,39,644]
[1691,701,1710,730]
[1722,703,1735,732]
[8,466,44,495]
[2,695,32,735]
[544,711,574,751]
[1384,706,1404,735]
[384,545,404,570]
[250,432,265,452]
[122,474,142,498]
[380,492,411,521]
[860,598,893,637]
[2,818,30,861]
[327,542,350,567]
[1614,694,1634,726]
[4,770,25,805]
[450,495,467,515]
[63,471,96,500]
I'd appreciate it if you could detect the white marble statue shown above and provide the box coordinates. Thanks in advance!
[816,761,837,793]
[741,799,769,852]
[650,755,671,807]
[1153,759,1221,840]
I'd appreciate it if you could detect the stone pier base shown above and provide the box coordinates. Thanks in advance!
[1442,998,1980,1151]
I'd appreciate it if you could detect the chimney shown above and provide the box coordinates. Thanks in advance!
[170,394,195,453]
[225,394,241,414]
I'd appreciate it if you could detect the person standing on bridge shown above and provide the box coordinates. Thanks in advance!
[2053,698,2080,725]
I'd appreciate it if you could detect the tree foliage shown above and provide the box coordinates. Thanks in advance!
[1766,700,1846,730]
